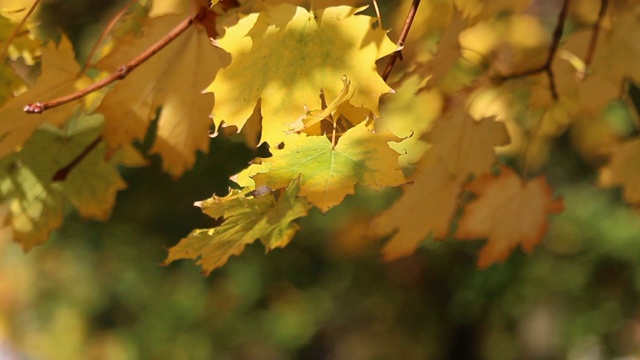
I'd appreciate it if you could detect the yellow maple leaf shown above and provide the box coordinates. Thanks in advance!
[163,178,311,275]
[206,3,396,145]
[96,13,229,177]
[456,166,564,268]
[376,74,443,167]
[250,122,406,212]
[374,108,509,260]
[0,37,79,158]
[599,138,640,204]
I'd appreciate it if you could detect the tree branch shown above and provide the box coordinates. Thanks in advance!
[495,0,571,101]
[381,0,421,82]
[24,7,208,114]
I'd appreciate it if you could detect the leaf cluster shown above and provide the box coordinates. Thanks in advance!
[0,0,639,272]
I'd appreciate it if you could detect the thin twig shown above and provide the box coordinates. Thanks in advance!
[381,0,421,81]
[495,0,571,101]
[583,0,609,72]
[520,0,571,179]
[82,0,138,73]
[24,7,207,114]
[1,0,41,61]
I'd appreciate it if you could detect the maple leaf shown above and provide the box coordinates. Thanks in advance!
[599,138,640,205]
[163,178,311,275]
[250,122,406,212]
[456,166,564,268]
[374,108,509,260]
[206,3,396,145]
[96,13,229,177]
[422,12,466,90]
[19,113,131,220]
[0,154,64,251]
[0,37,79,158]
[375,74,443,167]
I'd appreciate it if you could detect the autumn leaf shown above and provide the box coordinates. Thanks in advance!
[456,166,564,268]
[163,178,311,275]
[250,122,406,212]
[96,13,229,177]
[0,153,64,251]
[19,113,130,220]
[376,74,443,167]
[207,3,396,145]
[422,12,466,90]
[374,108,509,260]
[0,37,79,158]
[599,138,640,205]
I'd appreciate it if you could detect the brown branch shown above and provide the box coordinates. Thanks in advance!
[381,0,421,81]
[495,0,571,101]
[82,0,138,73]
[583,0,609,72]
[52,136,102,181]
[518,0,571,179]
[24,7,207,114]
[1,0,41,61]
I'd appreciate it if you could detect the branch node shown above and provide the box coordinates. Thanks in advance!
[23,102,44,114]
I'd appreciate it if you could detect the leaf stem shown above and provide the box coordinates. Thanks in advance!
[381,0,421,82]
[24,7,206,114]
[82,0,138,74]
[0,0,41,62]
[52,136,102,181]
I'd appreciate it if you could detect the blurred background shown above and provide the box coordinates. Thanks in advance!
[2,0,640,359]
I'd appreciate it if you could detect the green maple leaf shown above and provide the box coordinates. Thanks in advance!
[0,154,64,251]
[207,3,396,145]
[164,178,311,275]
[250,122,406,212]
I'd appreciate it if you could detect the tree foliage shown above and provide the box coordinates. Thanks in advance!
[0,0,638,273]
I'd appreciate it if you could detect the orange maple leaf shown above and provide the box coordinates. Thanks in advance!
[599,138,640,204]
[374,108,509,261]
[456,166,564,268]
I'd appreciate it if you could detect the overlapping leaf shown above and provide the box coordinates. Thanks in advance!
[374,108,509,260]
[599,138,640,205]
[0,113,143,249]
[456,166,564,268]
[249,122,406,212]
[206,3,396,145]
[96,13,229,177]
[0,37,79,158]
[20,114,135,220]
[0,154,64,250]
[164,178,311,275]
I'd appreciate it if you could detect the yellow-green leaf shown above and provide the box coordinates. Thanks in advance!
[251,122,406,212]
[164,178,311,275]
[0,154,64,251]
